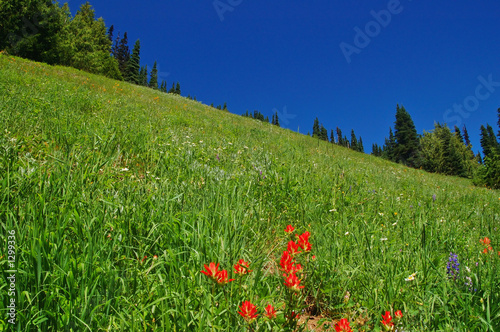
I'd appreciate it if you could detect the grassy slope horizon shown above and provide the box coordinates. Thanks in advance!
[1,54,499,331]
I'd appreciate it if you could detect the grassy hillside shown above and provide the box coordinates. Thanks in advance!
[0,54,499,331]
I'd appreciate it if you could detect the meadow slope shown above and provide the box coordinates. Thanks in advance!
[0,54,499,331]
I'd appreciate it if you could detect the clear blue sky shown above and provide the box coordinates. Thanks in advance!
[70,0,500,154]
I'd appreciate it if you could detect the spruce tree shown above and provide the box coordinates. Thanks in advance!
[393,105,420,166]
[149,61,158,89]
[330,129,335,143]
[125,39,140,84]
[454,125,464,144]
[169,83,176,93]
[107,25,114,44]
[336,127,343,146]
[140,65,148,86]
[274,112,280,127]
[175,82,181,95]
[223,102,227,110]
[115,32,130,77]
[350,129,358,151]
[320,125,328,141]
[358,136,364,153]
[463,125,471,147]
[271,114,275,125]
[312,118,320,138]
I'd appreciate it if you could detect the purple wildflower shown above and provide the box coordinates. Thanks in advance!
[432,194,436,202]
[447,252,460,281]
[216,154,219,161]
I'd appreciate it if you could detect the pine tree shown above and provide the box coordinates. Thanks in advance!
[107,25,114,44]
[271,114,275,125]
[330,129,335,143]
[350,130,358,151]
[463,125,471,147]
[175,82,181,95]
[275,112,280,127]
[312,118,320,138]
[223,102,227,110]
[320,125,328,141]
[336,127,343,146]
[454,125,464,144]
[140,65,148,86]
[169,83,176,93]
[265,116,269,123]
[115,32,130,77]
[149,61,158,89]
[358,136,364,153]
[393,105,420,166]
[124,39,140,84]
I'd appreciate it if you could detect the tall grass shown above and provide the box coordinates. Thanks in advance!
[0,54,499,331]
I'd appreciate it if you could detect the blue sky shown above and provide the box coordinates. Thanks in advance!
[70,0,500,153]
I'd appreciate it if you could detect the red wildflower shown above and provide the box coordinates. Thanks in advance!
[480,237,491,245]
[334,318,352,332]
[285,225,295,233]
[288,311,300,320]
[284,272,304,291]
[280,251,294,273]
[215,269,235,285]
[238,301,258,323]
[287,241,301,255]
[297,231,312,251]
[483,248,489,254]
[395,310,403,319]
[381,311,394,331]
[264,304,277,319]
[141,256,147,263]
[201,262,220,280]
[234,259,252,275]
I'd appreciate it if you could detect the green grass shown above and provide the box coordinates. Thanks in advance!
[0,54,499,331]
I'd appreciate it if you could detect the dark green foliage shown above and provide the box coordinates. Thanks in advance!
[312,118,320,138]
[265,116,269,123]
[175,82,181,95]
[382,128,396,161]
[480,125,498,159]
[107,24,114,43]
[169,82,176,93]
[372,143,383,156]
[463,125,471,147]
[140,65,148,86]
[274,112,280,127]
[330,130,335,144]
[160,80,167,93]
[223,102,227,110]
[350,129,358,150]
[454,125,464,144]
[393,105,420,166]
[125,39,140,84]
[115,32,130,77]
[319,125,328,141]
[420,123,476,177]
[149,61,158,89]
[336,127,344,146]
[358,137,364,153]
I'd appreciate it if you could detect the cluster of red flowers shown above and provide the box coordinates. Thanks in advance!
[280,225,313,292]
[334,318,352,332]
[480,237,496,254]
[238,301,277,323]
[380,310,403,331]
[201,262,236,285]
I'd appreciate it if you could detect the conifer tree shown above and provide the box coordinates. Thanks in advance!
[498,108,500,140]
[169,83,176,93]
[393,105,420,166]
[320,125,328,141]
[336,127,343,146]
[454,125,464,144]
[124,39,140,84]
[358,137,364,153]
[140,65,148,86]
[107,25,114,44]
[115,32,130,77]
[312,118,320,138]
[330,129,335,143]
[271,114,275,125]
[463,125,471,147]
[274,112,280,127]
[175,82,181,95]
[223,102,227,110]
[265,116,269,123]
[149,61,158,89]
[350,129,358,151]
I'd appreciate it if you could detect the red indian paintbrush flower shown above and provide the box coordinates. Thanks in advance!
[287,240,301,255]
[395,310,403,319]
[284,272,304,291]
[334,318,352,332]
[238,301,258,323]
[200,262,220,280]
[381,311,394,331]
[480,237,491,245]
[280,251,294,273]
[297,231,312,251]
[264,304,277,319]
[285,225,295,233]
[234,259,252,275]
[215,269,235,285]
